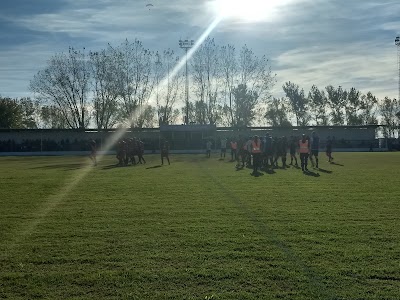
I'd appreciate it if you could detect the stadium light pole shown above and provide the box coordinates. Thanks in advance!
[155,52,162,124]
[179,39,195,125]
[395,36,400,102]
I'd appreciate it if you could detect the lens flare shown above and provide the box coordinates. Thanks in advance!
[3,16,223,255]
[213,0,290,22]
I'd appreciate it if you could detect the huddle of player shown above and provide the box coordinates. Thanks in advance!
[116,138,146,166]
[213,132,334,174]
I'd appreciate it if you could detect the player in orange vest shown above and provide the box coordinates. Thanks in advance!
[298,134,310,172]
[251,135,262,175]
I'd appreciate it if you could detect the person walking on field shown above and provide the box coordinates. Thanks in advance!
[299,134,310,172]
[310,131,320,168]
[279,136,288,168]
[251,135,262,175]
[220,137,227,159]
[89,140,97,166]
[326,136,334,162]
[246,137,253,167]
[263,133,273,168]
[289,136,298,167]
[236,137,246,168]
[138,139,146,164]
[230,139,237,161]
[161,140,170,165]
[206,140,212,158]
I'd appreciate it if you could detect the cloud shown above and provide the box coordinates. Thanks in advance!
[272,41,397,99]
[0,0,399,102]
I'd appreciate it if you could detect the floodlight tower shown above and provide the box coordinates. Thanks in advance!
[179,39,194,125]
[395,36,400,101]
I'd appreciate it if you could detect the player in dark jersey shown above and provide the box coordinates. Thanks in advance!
[326,136,334,162]
[263,133,273,168]
[116,139,126,166]
[135,139,145,164]
[310,131,320,168]
[128,138,136,165]
[161,140,170,165]
[289,136,298,167]
[89,140,97,166]
[271,137,279,168]
[236,137,246,168]
[279,136,288,168]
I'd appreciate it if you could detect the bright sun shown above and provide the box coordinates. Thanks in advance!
[214,0,287,22]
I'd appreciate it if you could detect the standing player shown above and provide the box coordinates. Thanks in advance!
[116,139,126,166]
[310,131,320,168]
[289,136,298,167]
[326,136,334,162]
[236,137,246,168]
[161,140,170,165]
[263,133,273,168]
[251,135,262,175]
[206,140,212,158]
[89,139,97,166]
[272,137,279,168]
[220,137,227,159]
[279,136,288,168]
[230,139,237,161]
[246,136,253,167]
[138,139,146,164]
[299,134,310,172]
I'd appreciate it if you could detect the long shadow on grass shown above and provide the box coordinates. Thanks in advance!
[31,163,87,171]
[196,162,337,299]
[102,164,124,170]
[318,168,333,174]
[290,165,301,170]
[303,170,320,177]
[146,165,162,169]
[330,162,344,166]
[261,168,276,175]
[250,171,264,177]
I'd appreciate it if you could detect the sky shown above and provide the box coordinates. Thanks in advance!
[0,0,399,101]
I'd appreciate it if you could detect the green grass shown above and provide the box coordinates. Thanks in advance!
[0,152,399,299]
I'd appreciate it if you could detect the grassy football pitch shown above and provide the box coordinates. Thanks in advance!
[0,153,399,299]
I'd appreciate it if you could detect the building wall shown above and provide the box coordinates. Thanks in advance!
[0,126,379,152]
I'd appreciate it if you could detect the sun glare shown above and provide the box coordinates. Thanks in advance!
[214,0,287,22]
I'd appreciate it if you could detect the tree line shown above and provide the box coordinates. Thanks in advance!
[267,82,400,137]
[0,37,399,137]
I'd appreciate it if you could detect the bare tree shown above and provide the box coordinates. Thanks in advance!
[89,49,121,129]
[218,44,275,126]
[30,47,91,129]
[220,44,237,125]
[191,38,222,124]
[111,39,155,127]
[156,50,183,125]
[238,45,274,101]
